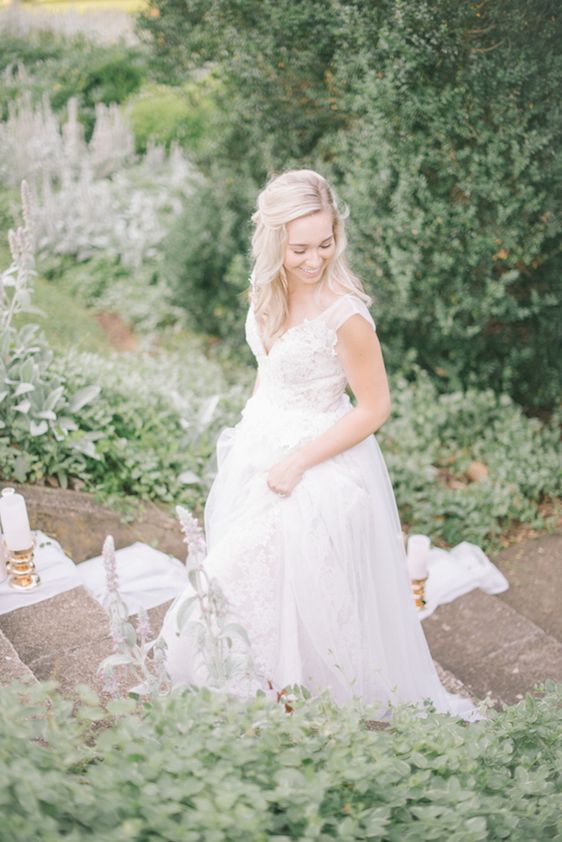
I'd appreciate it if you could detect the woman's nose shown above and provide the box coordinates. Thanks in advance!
[306,250,323,266]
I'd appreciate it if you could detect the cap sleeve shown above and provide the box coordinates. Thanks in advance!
[328,295,376,334]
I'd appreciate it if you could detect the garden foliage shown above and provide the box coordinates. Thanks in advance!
[139,0,562,409]
[0,182,102,481]
[0,29,148,135]
[0,93,193,270]
[0,677,560,840]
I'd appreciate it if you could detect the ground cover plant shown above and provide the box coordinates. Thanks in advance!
[0,676,560,840]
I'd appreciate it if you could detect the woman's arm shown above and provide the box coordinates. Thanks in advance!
[295,314,391,471]
[265,315,391,495]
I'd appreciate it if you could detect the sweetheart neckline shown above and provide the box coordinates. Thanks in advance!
[259,293,353,358]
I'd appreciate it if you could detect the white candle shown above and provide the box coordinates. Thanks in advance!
[407,534,431,580]
[0,488,33,551]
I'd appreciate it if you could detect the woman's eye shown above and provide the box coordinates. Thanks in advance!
[321,243,332,249]
[293,250,305,255]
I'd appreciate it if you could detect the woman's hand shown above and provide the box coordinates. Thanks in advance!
[266,449,306,497]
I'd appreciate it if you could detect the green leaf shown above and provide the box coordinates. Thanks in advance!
[13,453,30,482]
[106,698,138,716]
[14,399,31,414]
[69,384,101,412]
[14,382,34,397]
[44,386,65,411]
[29,419,48,436]
[69,437,99,459]
[98,653,134,670]
[76,684,102,706]
[220,623,251,646]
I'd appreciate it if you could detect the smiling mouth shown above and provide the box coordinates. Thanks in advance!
[302,267,322,275]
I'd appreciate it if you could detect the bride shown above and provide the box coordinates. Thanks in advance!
[157,168,484,722]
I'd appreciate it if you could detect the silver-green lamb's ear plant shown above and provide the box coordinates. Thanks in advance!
[0,180,101,473]
[0,179,37,336]
[175,504,260,693]
[97,535,173,699]
[0,93,193,270]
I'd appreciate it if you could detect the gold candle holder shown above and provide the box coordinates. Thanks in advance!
[7,542,40,591]
[411,576,428,610]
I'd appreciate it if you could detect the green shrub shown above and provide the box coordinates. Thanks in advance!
[0,345,252,515]
[128,78,218,154]
[0,678,560,840]
[164,173,253,342]
[379,366,561,551]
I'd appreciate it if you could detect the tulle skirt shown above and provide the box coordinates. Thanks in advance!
[158,393,486,722]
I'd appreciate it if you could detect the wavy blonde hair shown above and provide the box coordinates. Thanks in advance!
[248,169,371,343]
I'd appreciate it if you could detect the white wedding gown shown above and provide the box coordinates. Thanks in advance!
[157,293,485,721]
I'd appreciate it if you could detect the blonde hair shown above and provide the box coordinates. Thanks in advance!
[248,168,371,343]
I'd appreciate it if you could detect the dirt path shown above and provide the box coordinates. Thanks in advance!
[94,310,138,351]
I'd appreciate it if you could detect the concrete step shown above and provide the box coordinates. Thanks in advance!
[0,584,484,710]
[0,481,186,563]
[491,530,561,643]
[0,626,39,688]
[0,586,119,702]
[422,587,562,708]
[0,588,183,702]
[3,578,557,714]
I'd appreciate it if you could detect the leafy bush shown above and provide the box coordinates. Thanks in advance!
[2,321,558,551]
[163,172,253,342]
[0,182,104,481]
[378,366,561,551]
[0,93,193,271]
[0,677,560,840]
[128,78,218,154]
[0,344,253,514]
[329,0,561,411]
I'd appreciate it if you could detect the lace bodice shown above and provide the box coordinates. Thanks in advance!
[239,293,377,450]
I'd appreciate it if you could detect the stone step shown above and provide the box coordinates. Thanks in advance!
[0,626,39,688]
[491,530,562,644]
[422,587,562,708]
[0,583,483,710]
[3,581,555,713]
[0,481,186,563]
[0,586,119,702]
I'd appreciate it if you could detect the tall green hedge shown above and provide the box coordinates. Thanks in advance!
[139,0,562,410]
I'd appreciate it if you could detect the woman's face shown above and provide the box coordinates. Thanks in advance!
[283,209,336,290]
